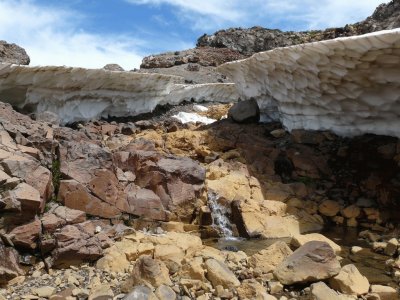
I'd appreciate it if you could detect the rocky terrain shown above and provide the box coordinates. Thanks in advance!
[141,0,400,84]
[0,98,399,299]
[0,1,399,300]
[197,0,400,56]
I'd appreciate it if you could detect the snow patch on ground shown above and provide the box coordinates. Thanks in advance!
[172,112,216,124]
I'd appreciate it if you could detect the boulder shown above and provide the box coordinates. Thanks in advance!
[310,282,347,300]
[319,200,341,217]
[228,98,260,123]
[9,219,41,250]
[370,285,398,300]
[291,233,341,254]
[50,224,105,268]
[129,256,172,288]
[103,64,125,71]
[0,241,24,285]
[248,241,293,273]
[10,182,42,216]
[329,264,369,296]
[205,258,240,289]
[274,241,341,285]
[237,281,270,299]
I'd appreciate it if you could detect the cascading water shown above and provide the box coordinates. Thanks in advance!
[207,192,235,239]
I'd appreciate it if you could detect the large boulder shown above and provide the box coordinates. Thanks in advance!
[329,264,370,296]
[274,241,341,285]
[0,41,30,65]
[205,258,240,289]
[9,219,42,250]
[49,222,110,268]
[228,99,260,124]
[248,241,293,273]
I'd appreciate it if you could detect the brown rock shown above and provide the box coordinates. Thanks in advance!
[9,219,41,250]
[53,206,86,224]
[11,182,42,215]
[58,180,121,218]
[319,200,341,217]
[370,285,398,300]
[0,241,24,285]
[274,241,341,285]
[41,213,66,233]
[50,224,103,268]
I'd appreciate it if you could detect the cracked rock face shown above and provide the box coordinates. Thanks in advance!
[219,29,400,138]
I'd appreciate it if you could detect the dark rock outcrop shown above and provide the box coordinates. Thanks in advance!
[0,41,30,65]
[197,0,400,55]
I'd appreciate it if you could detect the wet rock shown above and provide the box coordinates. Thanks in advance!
[0,241,24,285]
[329,264,370,296]
[341,205,361,219]
[129,256,172,288]
[228,98,260,123]
[204,258,240,289]
[384,238,398,256]
[248,241,293,273]
[274,241,341,285]
[291,130,326,145]
[319,200,341,217]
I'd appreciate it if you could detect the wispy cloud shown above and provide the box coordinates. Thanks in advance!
[126,0,389,31]
[0,0,144,69]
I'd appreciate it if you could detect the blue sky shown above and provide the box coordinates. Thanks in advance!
[0,0,389,69]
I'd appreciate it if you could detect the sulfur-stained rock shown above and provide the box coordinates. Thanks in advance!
[274,241,341,285]
[329,264,369,296]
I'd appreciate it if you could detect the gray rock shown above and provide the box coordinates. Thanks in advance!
[103,64,125,71]
[274,241,341,285]
[0,40,30,65]
[228,98,260,123]
[123,286,157,300]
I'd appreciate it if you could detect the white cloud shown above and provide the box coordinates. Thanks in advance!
[0,0,144,69]
[126,0,390,31]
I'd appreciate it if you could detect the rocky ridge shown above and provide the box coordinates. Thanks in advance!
[0,100,399,299]
[197,0,400,56]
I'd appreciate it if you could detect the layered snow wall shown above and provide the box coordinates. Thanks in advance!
[218,29,400,137]
[0,64,238,124]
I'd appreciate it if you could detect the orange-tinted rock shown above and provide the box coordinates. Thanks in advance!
[9,219,41,250]
[58,180,121,219]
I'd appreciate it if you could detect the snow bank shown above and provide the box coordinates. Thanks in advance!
[218,29,400,137]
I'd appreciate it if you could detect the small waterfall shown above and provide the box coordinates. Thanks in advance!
[208,192,234,239]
